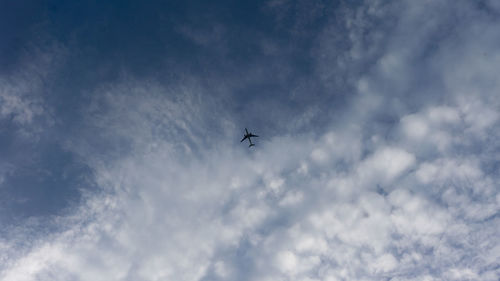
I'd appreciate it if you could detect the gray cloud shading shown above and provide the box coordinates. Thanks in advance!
[1,0,499,280]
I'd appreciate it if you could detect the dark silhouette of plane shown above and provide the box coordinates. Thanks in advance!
[241,128,258,147]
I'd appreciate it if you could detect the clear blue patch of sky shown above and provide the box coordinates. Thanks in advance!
[0,140,95,224]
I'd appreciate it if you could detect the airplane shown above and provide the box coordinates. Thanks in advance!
[240,128,258,147]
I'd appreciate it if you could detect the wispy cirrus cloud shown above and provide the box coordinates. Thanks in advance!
[0,40,67,137]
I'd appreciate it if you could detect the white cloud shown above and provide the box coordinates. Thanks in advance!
[369,253,398,274]
[358,147,415,186]
[0,44,64,136]
[400,113,429,140]
[275,250,298,274]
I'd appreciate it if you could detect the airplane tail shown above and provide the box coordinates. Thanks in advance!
[249,143,255,147]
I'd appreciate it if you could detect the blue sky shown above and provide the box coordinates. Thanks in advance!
[1,0,499,280]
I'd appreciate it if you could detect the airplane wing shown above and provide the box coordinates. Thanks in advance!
[240,135,248,142]
[249,133,259,138]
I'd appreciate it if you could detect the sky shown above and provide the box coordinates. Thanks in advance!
[0,0,499,280]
